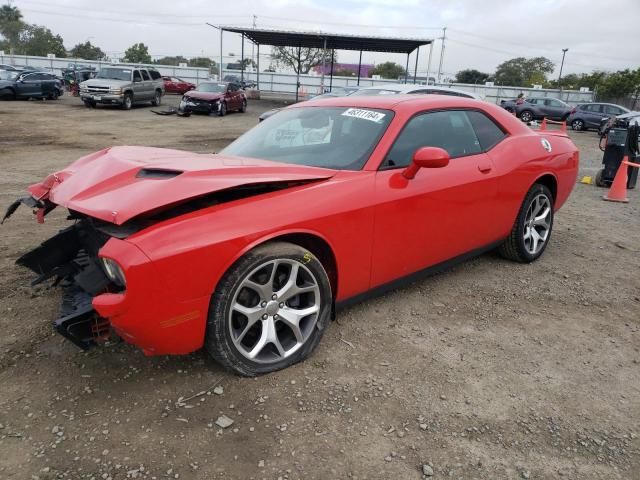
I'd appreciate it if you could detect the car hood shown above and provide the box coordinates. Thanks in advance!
[80,78,130,88]
[0,79,15,88]
[25,146,336,225]
[183,91,224,101]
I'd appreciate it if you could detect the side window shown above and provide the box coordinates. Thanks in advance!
[527,99,537,105]
[149,70,161,80]
[383,110,482,168]
[603,105,621,115]
[466,111,506,150]
[133,70,142,82]
[140,70,150,81]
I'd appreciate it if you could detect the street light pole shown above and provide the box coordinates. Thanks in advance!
[557,48,568,86]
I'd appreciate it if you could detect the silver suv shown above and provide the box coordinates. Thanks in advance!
[80,66,164,110]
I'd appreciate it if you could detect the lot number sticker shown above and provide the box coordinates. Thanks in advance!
[342,108,386,123]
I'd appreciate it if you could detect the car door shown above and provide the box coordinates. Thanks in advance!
[583,104,603,128]
[16,72,41,97]
[227,83,240,109]
[543,99,566,120]
[140,69,152,99]
[370,109,503,287]
[132,69,143,99]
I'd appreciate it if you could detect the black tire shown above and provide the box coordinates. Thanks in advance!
[205,241,332,376]
[520,110,533,123]
[571,119,585,131]
[594,169,606,188]
[218,101,227,117]
[84,100,96,108]
[499,183,554,263]
[151,90,161,106]
[122,93,133,110]
[48,90,59,100]
[0,88,16,100]
[240,99,247,113]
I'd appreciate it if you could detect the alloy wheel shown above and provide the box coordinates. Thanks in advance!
[523,194,551,255]
[228,259,320,364]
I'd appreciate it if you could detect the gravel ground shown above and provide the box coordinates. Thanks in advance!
[0,94,639,480]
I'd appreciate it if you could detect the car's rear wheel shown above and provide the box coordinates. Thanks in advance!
[151,90,161,106]
[499,184,554,263]
[520,110,533,123]
[205,242,332,376]
[122,93,133,110]
[571,119,585,131]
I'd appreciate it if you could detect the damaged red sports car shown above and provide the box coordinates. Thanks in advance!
[4,96,579,376]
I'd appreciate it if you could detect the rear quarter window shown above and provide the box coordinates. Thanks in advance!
[150,70,161,80]
[466,110,506,150]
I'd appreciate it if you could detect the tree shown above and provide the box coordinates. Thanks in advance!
[455,69,490,84]
[69,41,105,60]
[333,68,356,77]
[596,68,640,101]
[494,56,554,87]
[0,3,25,54]
[271,46,326,74]
[155,55,188,66]
[369,62,406,80]
[123,42,151,63]
[188,57,218,75]
[19,24,65,57]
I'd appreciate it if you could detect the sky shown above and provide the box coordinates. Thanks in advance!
[10,0,640,79]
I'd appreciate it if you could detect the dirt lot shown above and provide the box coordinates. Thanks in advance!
[0,94,639,480]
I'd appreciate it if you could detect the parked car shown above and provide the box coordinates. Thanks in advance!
[0,63,20,71]
[162,76,196,95]
[6,95,579,376]
[598,110,640,136]
[504,97,573,123]
[0,70,63,100]
[180,81,247,116]
[223,74,256,89]
[79,66,164,110]
[566,102,630,131]
[350,83,483,100]
[259,86,361,122]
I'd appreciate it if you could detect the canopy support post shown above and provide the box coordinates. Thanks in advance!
[357,49,362,86]
[320,37,327,93]
[256,43,260,90]
[240,33,245,83]
[295,44,301,102]
[426,42,433,84]
[404,53,409,84]
[413,46,419,84]
[329,49,334,92]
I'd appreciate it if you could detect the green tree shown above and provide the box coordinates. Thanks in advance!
[494,56,554,87]
[19,24,65,57]
[271,46,327,74]
[155,55,188,66]
[455,69,491,84]
[596,68,640,101]
[0,3,25,54]
[189,57,218,74]
[369,61,406,79]
[69,41,105,60]
[333,68,356,77]
[123,42,151,63]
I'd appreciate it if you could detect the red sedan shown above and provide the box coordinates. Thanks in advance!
[162,76,195,95]
[6,96,579,376]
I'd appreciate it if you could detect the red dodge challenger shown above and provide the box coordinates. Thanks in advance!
[4,96,579,376]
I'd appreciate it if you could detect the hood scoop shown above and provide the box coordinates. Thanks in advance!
[136,168,183,179]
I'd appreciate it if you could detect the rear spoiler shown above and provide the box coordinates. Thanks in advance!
[537,118,568,137]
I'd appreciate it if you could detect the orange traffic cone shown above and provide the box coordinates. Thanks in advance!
[540,117,547,130]
[603,156,629,203]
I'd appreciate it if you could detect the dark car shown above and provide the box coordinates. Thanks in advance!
[162,76,196,95]
[566,103,630,131]
[506,97,573,123]
[0,70,63,100]
[180,82,247,116]
[223,75,256,89]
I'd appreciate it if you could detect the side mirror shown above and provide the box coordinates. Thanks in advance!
[402,147,450,179]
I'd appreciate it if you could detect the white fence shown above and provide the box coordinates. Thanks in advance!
[1,53,594,105]
[0,53,210,83]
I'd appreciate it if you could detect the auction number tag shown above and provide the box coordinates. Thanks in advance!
[341,108,386,123]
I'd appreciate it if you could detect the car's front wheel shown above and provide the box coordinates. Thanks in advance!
[218,101,227,117]
[499,183,554,263]
[205,242,332,376]
[240,99,247,113]
[122,93,133,110]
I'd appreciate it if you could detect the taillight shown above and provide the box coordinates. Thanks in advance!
[570,107,577,114]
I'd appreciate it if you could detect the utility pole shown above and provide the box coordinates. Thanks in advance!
[557,48,568,86]
[437,27,446,84]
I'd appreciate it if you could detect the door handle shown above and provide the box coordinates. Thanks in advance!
[478,162,492,173]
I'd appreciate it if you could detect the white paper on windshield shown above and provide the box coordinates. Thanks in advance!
[341,108,386,123]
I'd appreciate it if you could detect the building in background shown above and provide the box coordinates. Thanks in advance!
[313,62,374,77]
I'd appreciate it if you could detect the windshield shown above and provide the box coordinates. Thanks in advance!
[350,88,401,96]
[221,106,393,170]
[197,83,226,93]
[96,68,132,81]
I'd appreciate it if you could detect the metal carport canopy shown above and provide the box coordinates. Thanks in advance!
[220,26,432,54]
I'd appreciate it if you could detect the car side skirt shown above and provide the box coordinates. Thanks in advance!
[335,239,504,312]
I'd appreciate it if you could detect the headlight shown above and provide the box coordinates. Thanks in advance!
[110,87,123,94]
[100,257,126,287]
